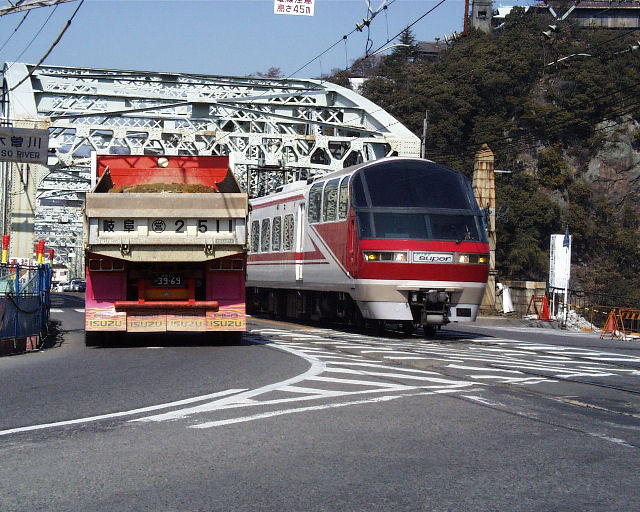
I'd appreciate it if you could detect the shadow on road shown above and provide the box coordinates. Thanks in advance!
[249,312,494,342]
[85,331,262,349]
[40,320,66,350]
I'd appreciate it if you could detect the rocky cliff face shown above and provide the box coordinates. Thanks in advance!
[587,119,640,203]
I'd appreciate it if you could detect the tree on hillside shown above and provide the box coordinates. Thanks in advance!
[254,67,284,78]
[392,27,418,62]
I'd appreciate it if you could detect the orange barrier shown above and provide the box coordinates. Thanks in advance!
[600,308,640,340]
[526,295,552,321]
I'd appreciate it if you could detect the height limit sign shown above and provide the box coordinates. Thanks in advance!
[274,0,314,16]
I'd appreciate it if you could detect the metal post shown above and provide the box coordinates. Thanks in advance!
[14,263,20,342]
[421,110,428,159]
[563,245,569,325]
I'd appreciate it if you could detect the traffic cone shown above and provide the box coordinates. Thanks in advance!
[539,296,551,321]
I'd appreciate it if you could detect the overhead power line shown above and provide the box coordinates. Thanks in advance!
[0,0,76,17]
[0,10,29,53]
[9,0,85,92]
[287,0,398,79]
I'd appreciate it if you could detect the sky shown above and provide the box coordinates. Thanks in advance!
[0,0,537,79]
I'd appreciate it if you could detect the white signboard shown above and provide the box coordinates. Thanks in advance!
[549,233,571,289]
[274,0,314,16]
[413,252,453,264]
[0,127,49,164]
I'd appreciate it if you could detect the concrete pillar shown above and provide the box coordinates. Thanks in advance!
[472,144,496,312]
[471,0,493,33]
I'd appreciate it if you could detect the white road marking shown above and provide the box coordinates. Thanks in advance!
[74,308,85,313]
[132,343,326,423]
[588,433,634,448]
[49,308,63,313]
[325,367,452,381]
[190,387,480,429]
[447,364,522,373]
[360,349,409,354]
[0,389,245,437]
[307,375,414,389]
[461,394,503,407]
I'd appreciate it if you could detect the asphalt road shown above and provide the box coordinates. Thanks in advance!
[1,294,639,511]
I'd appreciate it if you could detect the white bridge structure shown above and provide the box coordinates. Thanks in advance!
[1,62,419,274]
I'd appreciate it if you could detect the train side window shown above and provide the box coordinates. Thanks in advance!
[260,218,271,252]
[323,179,339,222]
[283,214,294,251]
[338,176,350,219]
[250,220,260,253]
[350,173,367,207]
[308,182,323,223]
[272,216,282,252]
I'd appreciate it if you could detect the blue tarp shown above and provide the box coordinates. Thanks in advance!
[0,264,52,346]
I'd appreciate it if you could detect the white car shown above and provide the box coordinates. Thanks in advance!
[56,282,70,292]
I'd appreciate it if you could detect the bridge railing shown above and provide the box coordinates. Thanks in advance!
[0,263,52,355]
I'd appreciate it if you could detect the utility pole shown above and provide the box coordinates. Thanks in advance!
[421,110,428,159]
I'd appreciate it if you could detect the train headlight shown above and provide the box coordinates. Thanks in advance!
[457,254,489,264]
[363,251,407,262]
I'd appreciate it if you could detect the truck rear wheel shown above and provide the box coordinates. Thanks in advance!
[85,332,104,347]
[226,332,243,345]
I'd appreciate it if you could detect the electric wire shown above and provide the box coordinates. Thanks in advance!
[0,10,30,54]
[4,4,58,73]
[9,0,84,92]
[287,0,398,79]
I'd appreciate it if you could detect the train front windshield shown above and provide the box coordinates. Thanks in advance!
[351,160,487,242]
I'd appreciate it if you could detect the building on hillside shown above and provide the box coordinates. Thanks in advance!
[474,1,640,32]
[562,1,640,29]
[415,41,446,61]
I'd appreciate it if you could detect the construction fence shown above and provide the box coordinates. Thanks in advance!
[0,263,52,355]
[547,286,640,340]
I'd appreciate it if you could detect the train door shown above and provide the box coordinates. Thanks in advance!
[295,201,305,282]
[348,216,357,286]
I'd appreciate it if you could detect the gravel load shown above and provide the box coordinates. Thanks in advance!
[108,183,217,193]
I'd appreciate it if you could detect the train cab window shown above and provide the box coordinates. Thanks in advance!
[283,214,294,251]
[272,216,282,252]
[357,212,484,242]
[359,160,473,209]
[260,218,271,252]
[250,220,260,253]
[308,182,323,223]
[322,179,339,222]
[338,176,349,219]
[429,215,483,242]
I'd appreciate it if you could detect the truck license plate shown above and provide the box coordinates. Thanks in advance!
[152,273,183,287]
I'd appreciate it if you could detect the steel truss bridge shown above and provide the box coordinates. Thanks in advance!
[1,62,419,273]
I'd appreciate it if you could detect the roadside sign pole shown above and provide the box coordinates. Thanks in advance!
[562,227,571,326]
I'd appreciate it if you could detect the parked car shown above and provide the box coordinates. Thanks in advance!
[55,281,70,292]
[69,278,85,292]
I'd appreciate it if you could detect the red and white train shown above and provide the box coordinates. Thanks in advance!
[246,157,489,335]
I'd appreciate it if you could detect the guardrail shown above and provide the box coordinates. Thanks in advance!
[0,263,52,355]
